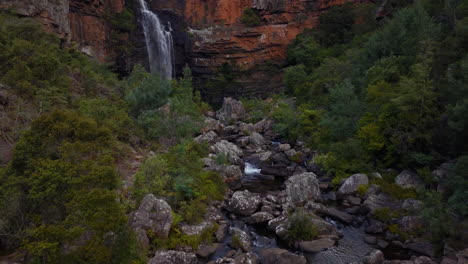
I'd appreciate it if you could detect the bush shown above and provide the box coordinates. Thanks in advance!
[373,207,400,222]
[241,9,261,27]
[286,209,319,243]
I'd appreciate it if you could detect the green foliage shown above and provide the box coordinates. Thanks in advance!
[230,234,243,249]
[357,184,369,196]
[317,4,355,46]
[151,222,218,250]
[270,101,302,142]
[0,110,142,263]
[108,8,136,32]
[286,209,319,243]
[215,152,229,165]
[241,9,261,27]
[447,156,468,216]
[373,178,418,200]
[373,207,400,222]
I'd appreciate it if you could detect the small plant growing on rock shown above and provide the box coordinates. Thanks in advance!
[215,152,229,165]
[373,207,400,223]
[357,184,369,197]
[286,209,319,244]
[241,9,261,27]
[230,234,243,249]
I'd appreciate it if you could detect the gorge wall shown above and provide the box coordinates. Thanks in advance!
[0,0,368,102]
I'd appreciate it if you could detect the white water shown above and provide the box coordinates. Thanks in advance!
[244,162,262,175]
[138,0,175,78]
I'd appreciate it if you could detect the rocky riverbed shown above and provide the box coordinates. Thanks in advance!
[130,98,468,264]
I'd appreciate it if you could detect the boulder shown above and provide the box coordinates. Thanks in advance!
[412,256,437,264]
[253,119,273,134]
[337,173,369,196]
[195,131,219,144]
[395,170,424,189]
[248,132,266,146]
[285,172,321,206]
[299,238,335,253]
[399,216,424,232]
[216,97,246,124]
[216,223,228,242]
[259,248,307,264]
[364,193,400,213]
[134,228,149,249]
[261,165,289,177]
[250,151,272,163]
[456,248,468,264]
[226,190,261,216]
[211,140,243,165]
[406,241,435,258]
[203,117,223,133]
[230,227,252,252]
[246,212,274,224]
[129,194,173,239]
[365,250,384,264]
[402,199,423,212]
[180,221,214,236]
[325,208,354,224]
[197,243,221,258]
[148,250,197,264]
[279,144,291,151]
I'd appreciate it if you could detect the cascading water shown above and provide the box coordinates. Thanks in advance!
[137,0,175,78]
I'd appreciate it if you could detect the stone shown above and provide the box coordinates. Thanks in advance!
[180,221,214,236]
[413,256,437,264]
[251,151,272,162]
[395,170,424,189]
[279,144,291,151]
[456,248,468,264]
[346,196,362,205]
[216,223,228,242]
[365,250,385,264]
[246,212,274,224]
[285,172,321,206]
[253,119,273,134]
[229,228,252,252]
[216,97,246,124]
[195,131,219,144]
[366,219,386,234]
[259,248,307,264]
[211,140,243,164]
[261,165,289,177]
[406,241,435,258]
[325,208,354,224]
[129,194,173,239]
[402,198,423,212]
[284,149,298,160]
[226,190,261,216]
[399,216,424,232]
[365,236,378,245]
[440,257,457,264]
[364,193,400,213]
[299,238,335,253]
[197,243,221,258]
[134,228,149,249]
[148,250,197,264]
[233,252,260,264]
[377,240,389,249]
[337,173,369,196]
[248,132,266,146]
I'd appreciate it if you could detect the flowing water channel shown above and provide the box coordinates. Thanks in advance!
[137,0,175,78]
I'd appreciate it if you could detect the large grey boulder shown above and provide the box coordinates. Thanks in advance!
[180,221,214,236]
[285,172,321,206]
[395,170,424,189]
[216,97,246,124]
[363,193,400,213]
[246,212,274,224]
[195,131,219,144]
[226,190,261,216]
[259,248,307,264]
[129,194,173,239]
[202,117,223,133]
[365,250,384,264]
[148,250,197,264]
[248,132,266,146]
[337,173,369,196]
[299,238,335,253]
[230,227,252,252]
[211,140,243,164]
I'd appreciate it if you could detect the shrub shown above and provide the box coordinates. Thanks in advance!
[286,209,319,243]
[357,184,369,196]
[231,234,243,249]
[241,9,261,27]
[373,207,400,223]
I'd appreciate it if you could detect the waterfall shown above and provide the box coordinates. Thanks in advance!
[137,0,175,79]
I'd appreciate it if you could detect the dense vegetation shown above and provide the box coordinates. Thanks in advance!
[0,11,218,262]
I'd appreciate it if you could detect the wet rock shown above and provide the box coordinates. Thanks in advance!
[285,172,321,206]
[211,140,243,164]
[216,97,246,124]
[148,250,197,264]
[226,190,261,216]
[365,250,384,264]
[299,238,335,253]
[216,223,228,242]
[230,228,252,252]
[325,208,354,224]
[261,165,289,177]
[259,248,307,264]
[346,196,362,205]
[195,131,220,144]
[395,170,424,189]
[129,194,173,239]
[246,212,274,224]
[197,243,221,258]
[337,173,369,196]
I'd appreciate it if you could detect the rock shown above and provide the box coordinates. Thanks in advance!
[364,193,400,213]
[239,122,255,135]
[285,172,321,206]
[261,165,289,177]
[251,151,272,162]
[395,170,424,189]
[377,240,389,249]
[406,241,435,258]
[364,235,377,245]
[248,132,266,146]
[203,117,223,133]
[226,190,261,216]
[412,256,437,264]
[259,248,307,264]
[148,250,198,264]
[299,238,335,253]
[230,228,252,252]
[216,223,228,242]
[440,257,457,264]
[337,173,369,196]
[365,250,385,264]
[366,219,386,234]
[195,131,219,144]
[216,97,246,124]
[284,149,297,160]
[197,243,221,258]
[253,119,273,134]
[325,208,354,224]
[399,216,424,232]
[456,248,468,264]
[233,252,260,264]
[279,144,291,152]
[246,212,274,224]
[215,165,243,180]
[180,221,214,236]
[134,228,149,249]
[402,199,423,212]
[129,194,173,239]
[370,172,383,179]
[211,140,244,165]
[305,201,328,214]
[346,196,362,205]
